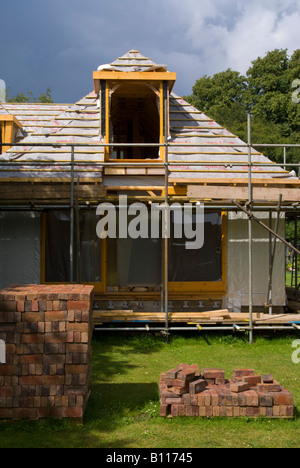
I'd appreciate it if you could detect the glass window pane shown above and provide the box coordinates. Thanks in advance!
[117,237,162,286]
[169,212,222,282]
[45,210,101,284]
[79,211,101,283]
[45,210,71,283]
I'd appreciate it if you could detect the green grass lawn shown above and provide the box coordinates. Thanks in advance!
[0,332,300,448]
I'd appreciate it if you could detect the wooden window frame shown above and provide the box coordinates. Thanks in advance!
[95,75,174,163]
[0,115,22,153]
[168,212,227,294]
[41,209,227,297]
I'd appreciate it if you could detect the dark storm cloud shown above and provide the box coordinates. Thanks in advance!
[0,0,299,103]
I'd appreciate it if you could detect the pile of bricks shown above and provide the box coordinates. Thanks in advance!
[0,284,94,422]
[159,364,294,419]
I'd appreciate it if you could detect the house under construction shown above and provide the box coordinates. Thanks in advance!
[1,50,300,337]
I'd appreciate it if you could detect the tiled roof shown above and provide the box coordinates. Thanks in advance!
[0,50,294,181]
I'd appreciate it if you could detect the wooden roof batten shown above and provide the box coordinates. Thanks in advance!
[0,48,298,201]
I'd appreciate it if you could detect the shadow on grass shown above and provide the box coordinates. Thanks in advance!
[90,332,165,382]
[85,382,159,425]
[77,333,163,446]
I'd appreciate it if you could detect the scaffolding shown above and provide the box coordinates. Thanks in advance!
[1,123,300,342]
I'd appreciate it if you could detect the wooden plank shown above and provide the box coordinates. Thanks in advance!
[0,178,102,183]
[93,310,300,325]
[188,185,300,202]
[175,178,300,186]
[0,184,105,200]
[93,71,177,83]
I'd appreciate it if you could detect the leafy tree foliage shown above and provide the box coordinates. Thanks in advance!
[184,49,300,167]
[6,87,53,103]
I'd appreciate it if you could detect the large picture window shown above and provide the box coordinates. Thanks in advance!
[43,208,226,295]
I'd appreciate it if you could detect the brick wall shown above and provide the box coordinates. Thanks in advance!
[160,365,294,419]
[0,284,94,422]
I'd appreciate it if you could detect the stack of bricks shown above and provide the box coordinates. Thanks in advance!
[159,364,294,419]
[0,284,94,422]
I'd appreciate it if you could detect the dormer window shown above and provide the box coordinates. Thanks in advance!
[93,50,176,162]
[0,115,23,154]
[110,83,160,160]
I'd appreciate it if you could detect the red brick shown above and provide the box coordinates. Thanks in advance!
[202,368,225,380]
[0,365,15,376]
[20,355,43,365]
[42,375,65,386]
[22,334,44,344]
[183,394,191,405]
[22,312,44,323]
[65,364,88,375]
[1,301,16,312]
[177,369,196,381]
[19,376,42,386]
[169,386,189,395]
[37,407,61,419]
[66,322,89,332]
[0,408,15,419]
[203,390,211,406]
[61,406,83,419]
[273,391,294,406]
[185,405,199,417]
[45,311,67,322]
[67,301,90,310]
[45,332,67,344]
[258,392,273,407]
[166,397,183,405]
[262,374,273,383]
[242,375,261,387]
[171,404,179,416]
[0,386,13,397]
[273,406,280,417]
[31,301,39,312]
[197,393,205,407]
[233,369,255,378]
[166,378,188,388]
[17,302,25,313]
[189,379,207,394]
[210,389,219,406]
[257,382,282,393]
[246,407,260,417]
[230,382,250,393]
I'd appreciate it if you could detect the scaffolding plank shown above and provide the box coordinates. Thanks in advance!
[188,185,300,202]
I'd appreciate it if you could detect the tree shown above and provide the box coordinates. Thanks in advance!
[185,69,247,115]
[6,87,53,103]
[184,49,300,167]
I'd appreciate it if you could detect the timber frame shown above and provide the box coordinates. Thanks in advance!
[1,50,300,340]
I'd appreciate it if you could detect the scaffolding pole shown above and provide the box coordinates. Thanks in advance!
[164,100,169,341]
[70,146,75,284]
[266,195,282,314]
[1,138,300,340]
[247,114,253,344]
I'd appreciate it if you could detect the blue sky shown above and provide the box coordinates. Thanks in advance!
[1,0,300,103]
